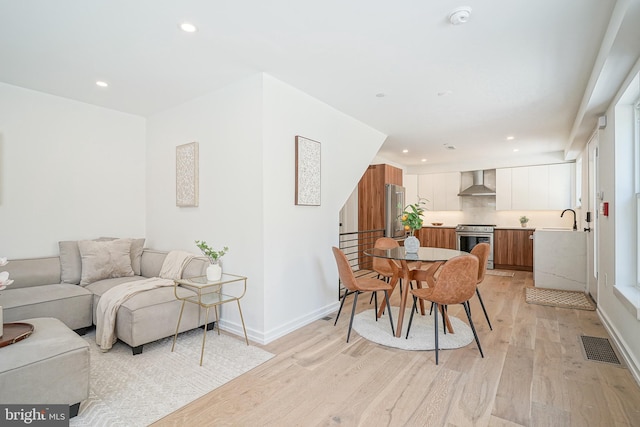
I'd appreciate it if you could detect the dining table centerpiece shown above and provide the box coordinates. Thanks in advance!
[195,240,228,281]
[400,201,426,253]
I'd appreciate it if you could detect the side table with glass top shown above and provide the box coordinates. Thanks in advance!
[171,273,249,366]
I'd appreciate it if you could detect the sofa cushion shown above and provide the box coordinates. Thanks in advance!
[86,276,198,324]
[78,239,134,285]
[59,241,83,284]
[1,257,61,289]
[1,284,93,330]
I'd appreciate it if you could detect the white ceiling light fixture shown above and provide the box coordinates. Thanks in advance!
[421,158,427,162]
[506,135,515,140]
[449,7,472,25]
[96,80,108,88]
[179,22,198,33]
[402,149,409,153]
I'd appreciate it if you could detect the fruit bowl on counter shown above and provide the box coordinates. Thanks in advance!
[431,222,444,226]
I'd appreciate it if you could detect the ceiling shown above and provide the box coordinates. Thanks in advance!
[1,0,640,170]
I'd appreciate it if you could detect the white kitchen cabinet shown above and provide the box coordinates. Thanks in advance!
[403,174,419,208]
[418,172,460,211]
[496,163,573,210]
[496,168,512,210]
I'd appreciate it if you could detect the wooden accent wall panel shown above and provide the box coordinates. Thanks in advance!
[494,229,534,271]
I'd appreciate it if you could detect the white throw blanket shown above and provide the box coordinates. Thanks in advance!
[96,250,195,351]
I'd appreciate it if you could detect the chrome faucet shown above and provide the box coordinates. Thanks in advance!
[561,208,577,230]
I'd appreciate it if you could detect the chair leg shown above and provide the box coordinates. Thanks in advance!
[476,288,493,330]
[334,289,350,326]
[347,291,360,343]
[373,291,378,322]
[434,302,439,365]
[463,301,484,358]
[405,296,418,339]
[383,290,395,336]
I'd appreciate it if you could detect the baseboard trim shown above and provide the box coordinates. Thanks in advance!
[218,301,340,345]
[597,307,640,387]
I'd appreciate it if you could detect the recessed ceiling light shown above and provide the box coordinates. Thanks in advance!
[375,93,385,98]
[513,148,519,152]
[402,149,409,153]
[437,90,453,97]
[446,145,457,150]
[506,135,515,140]
[96,81,108,88]
[421,158,427,162]
[179,22,198,33]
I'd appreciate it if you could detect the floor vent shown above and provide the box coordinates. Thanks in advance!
[322,316,332,321]
[580,335,623,366]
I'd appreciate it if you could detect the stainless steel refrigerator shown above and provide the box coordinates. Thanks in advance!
[385,184,406,238]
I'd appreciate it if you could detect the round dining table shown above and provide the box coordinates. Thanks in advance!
[364,246,468,338]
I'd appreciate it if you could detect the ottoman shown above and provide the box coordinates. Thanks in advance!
[0,317,89,418]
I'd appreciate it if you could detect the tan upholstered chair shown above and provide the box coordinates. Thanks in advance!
[332,247,395,342]
[470,243,492,330]
[405,254,483,364]
[372,237,401,282]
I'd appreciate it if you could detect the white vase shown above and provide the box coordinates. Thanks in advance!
[206,263,222,281]
[404,235,420,254]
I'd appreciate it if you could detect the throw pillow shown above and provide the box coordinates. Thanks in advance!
[59,240,82,284]
[98,237,145,275]
[78,238,135,285]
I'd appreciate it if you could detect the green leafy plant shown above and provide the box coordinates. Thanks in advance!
[519,215,529,224]
[400,200,427,234]
[195,240,229,264]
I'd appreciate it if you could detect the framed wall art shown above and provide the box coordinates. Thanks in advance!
[176,142,199,207]
[295,136,321,206]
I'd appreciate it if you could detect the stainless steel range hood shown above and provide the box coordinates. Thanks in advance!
[458,170,496,196]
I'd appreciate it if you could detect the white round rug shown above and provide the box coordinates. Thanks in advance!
[352,307,474,351]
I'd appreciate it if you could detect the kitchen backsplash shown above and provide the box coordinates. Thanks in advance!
[424,197,583,229]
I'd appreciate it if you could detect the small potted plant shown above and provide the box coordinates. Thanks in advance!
[195,240,228,281]
[519,215,529,228]
[400,200,427,253]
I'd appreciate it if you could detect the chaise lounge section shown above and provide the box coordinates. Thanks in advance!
[1,238,210,354]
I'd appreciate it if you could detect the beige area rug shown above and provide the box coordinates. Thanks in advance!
[525,287,596,311]
[486,270,515,277]
[352,307,474,351]
[70,329,274,427]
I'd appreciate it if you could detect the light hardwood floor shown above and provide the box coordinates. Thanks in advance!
[152,271,640,426]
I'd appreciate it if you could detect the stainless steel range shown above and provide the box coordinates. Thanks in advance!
[455,224,495,269]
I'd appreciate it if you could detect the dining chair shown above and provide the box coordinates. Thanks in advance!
[332,247,395,342]
[405,254,483,365]
[470,242,492,330]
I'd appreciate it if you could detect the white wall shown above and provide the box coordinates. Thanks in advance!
[260,75,386,341]
[145,73,386,343]
[593,59,640,381]
[145,74,266,335]
[0,83,146,257]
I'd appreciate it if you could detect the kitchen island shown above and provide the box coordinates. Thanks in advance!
[533,229,587,291]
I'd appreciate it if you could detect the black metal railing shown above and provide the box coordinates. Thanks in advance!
[337,229,385,298]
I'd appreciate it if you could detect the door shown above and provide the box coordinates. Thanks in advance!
[587,131,599,301]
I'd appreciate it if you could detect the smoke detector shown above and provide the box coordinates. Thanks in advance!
[449,6,472,25]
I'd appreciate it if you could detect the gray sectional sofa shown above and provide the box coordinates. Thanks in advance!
[1,238,210,354]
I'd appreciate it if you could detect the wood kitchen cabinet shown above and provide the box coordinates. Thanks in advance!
[494,229,534,271]
[417,227,457,249]
[357,164,402,232]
